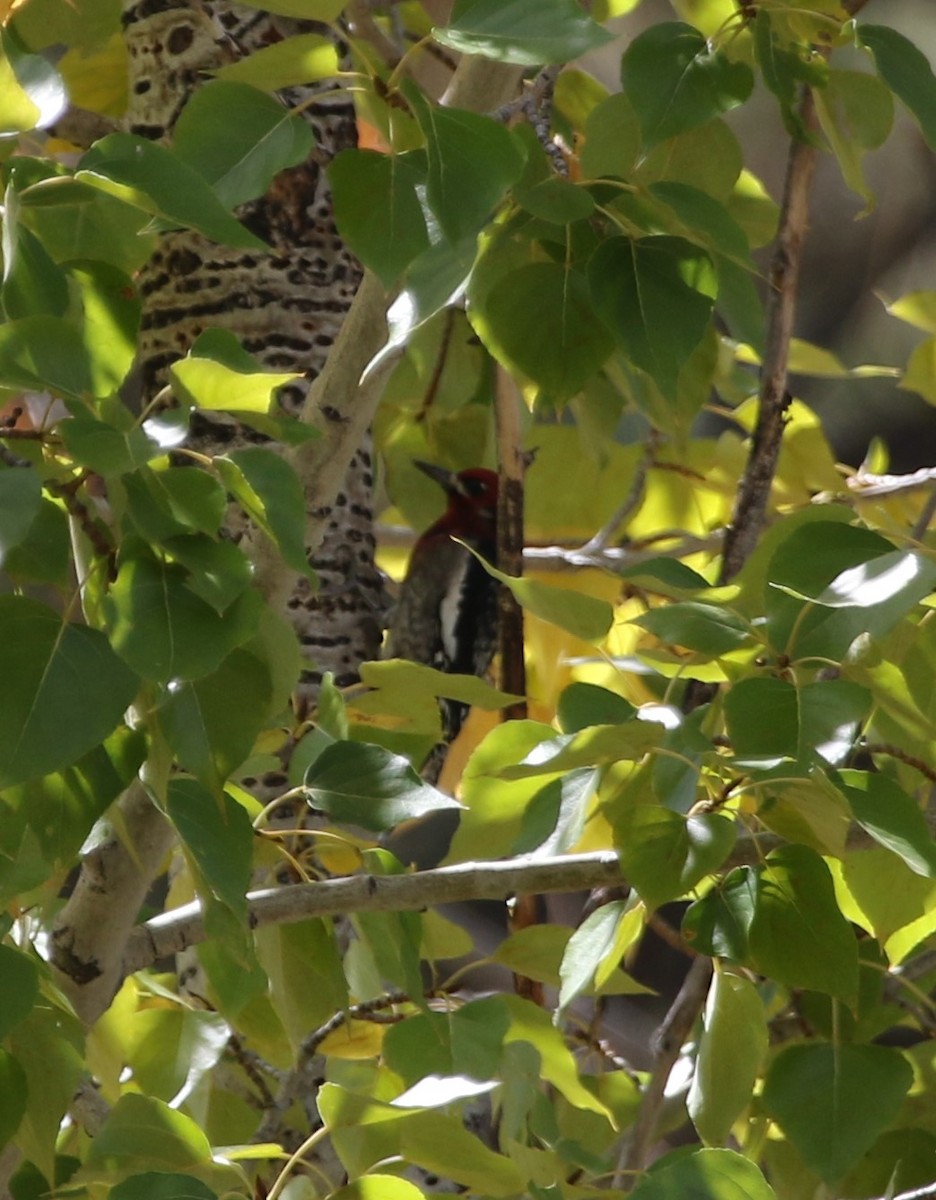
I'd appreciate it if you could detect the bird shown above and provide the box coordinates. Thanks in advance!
[385,461,501,751]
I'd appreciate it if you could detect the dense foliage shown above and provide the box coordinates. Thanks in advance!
[2,1,936,1198]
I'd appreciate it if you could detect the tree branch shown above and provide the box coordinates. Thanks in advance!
[719,94,820,583]
[50,780,175,1025]
[620,955,714,1183]
[125,851,625,973]
[124,835,784,975]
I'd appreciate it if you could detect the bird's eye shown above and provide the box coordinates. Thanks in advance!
[464,478,486,497]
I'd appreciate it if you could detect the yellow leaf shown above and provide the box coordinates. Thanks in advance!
[319,1019,386,1060]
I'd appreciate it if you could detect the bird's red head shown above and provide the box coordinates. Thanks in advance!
[415,461,499,544]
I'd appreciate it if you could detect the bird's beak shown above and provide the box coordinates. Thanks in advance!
[413,460,460,495]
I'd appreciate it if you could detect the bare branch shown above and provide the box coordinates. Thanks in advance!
[125,851,626,973]
[125,835,784,974]
[719,97,820,582]
[50,781,175,1025]
[620,956,713,1182]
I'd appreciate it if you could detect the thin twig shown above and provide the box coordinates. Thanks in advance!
[719,93,820,582]
[620,956,713,1185]
[126,836,784,977]
[580,430,659,554]
[495,365,528,723]
[254,991,410,1145]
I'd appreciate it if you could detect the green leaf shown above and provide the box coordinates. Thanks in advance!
[0,596,139,790]
[557,899,629,1015]
[1,497,71,587]
[515,177,595,223]
[682,867,757,961]
[647,181,764,350]
[330,150,430,287]
[749,845,858,1002]
[172,80,314,210]
[688,970,768,1147]
[557,682,636,732]
[103,553,261,682]
[499,722,664,778]
[725,677,798,762]
[159,648,274,790]
[635,601,752,656]
[630,1147,777,1199]
[304,741,464,832]
[216,447,309,577]
[0,468,41,560]
[589,235,716,399]
[1,219,69,319]
[753,11,824,140]
[370,235,477,372]
[7,1006,83,1181]
[580,92,641,180]
[166,779,253,919]
[0,946,38,1042]
[621,23,753,150]
[785,549,936,610]
[433,0,612,66]
[860,24,936,153]
[0,1049,28,1153]
[615,807,736,910]
[236,0,344,16]
[762,1043,912,1183]
[77,133,267,250]
[0,315,93,396]
[471,261,614,401]
[2,728,144,870]
[122,466,226,542]
[111,1174,217,1200]
[121,1002,229,1109]
[161,535,252,613]
[58,414,156,475]
[902,334,936,405]
[83,1093,215,1176]
[214,31,339,90]
[814,69,893,211]
[839,769,936,877]
[169,356,299,416]
[767,524,933,660]
[464,546,613,640]
[410,95,524,243]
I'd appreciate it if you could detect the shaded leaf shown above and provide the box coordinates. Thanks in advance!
[762,1043,912,1183]
[0,946,38,1042]
[621,23,753,150]
[330,149,429,286]
[630,1147,777,1199]
[615,807,736,910]
[77,133,266,250]
[682,866,758,960]
[749,845,858,1002]
[839,769,936,877]
[471,261,614,401]
[304,741,464,832]
[410,94,524,242]
[166,779,253,919]
[434,0,612,66]
[0,596,138,790]
[589,235,716,398]
[860,24,936,153]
